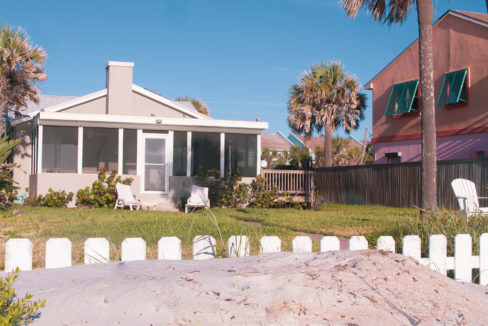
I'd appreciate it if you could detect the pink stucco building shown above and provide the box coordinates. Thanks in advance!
[366,10,488,164]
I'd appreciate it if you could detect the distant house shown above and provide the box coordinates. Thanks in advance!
[367,10,488,164]
[11,61,268,208]
[261,132,294,153]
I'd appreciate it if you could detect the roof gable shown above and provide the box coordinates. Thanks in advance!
[366,10,488,88]
[17,84,211,121]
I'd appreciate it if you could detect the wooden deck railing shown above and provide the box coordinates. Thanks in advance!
[261,169,314,195]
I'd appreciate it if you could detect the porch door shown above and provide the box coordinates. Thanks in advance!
[142,134,169,193]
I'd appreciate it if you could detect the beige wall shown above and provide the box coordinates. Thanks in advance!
[60,92,192,119]
[132,92,191,118]
[12,121,32,194]
[371,14,488,141]
[63,96,107,114]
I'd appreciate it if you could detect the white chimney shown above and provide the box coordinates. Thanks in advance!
[105,61,134,115]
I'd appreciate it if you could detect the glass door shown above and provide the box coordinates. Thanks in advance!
[142,134,169,193]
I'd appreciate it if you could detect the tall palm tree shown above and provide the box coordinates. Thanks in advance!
[0,25,47,136]
[288,62,366,167]
[341,0,437,211]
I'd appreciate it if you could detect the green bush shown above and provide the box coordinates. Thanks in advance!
[0,163,19,210]
[195,170,305,209]
[391,209,488,256]
[0,267,46,325]
[196,169,249,208]
[76,168,133,208]
[247,176,305,209]
[25,188,74,208]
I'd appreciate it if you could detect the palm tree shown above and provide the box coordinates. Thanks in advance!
[175,96,209,116]
[341,0,436,211]
[0,26,47,136]
[288,62,366,167]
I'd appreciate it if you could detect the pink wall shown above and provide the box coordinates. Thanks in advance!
[370,12,488,150]
[374,133,488,163]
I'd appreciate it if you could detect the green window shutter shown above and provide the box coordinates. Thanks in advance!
[384,80,419,116]
[437,69,467,105]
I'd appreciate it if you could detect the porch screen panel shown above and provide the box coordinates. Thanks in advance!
[82,127,118,173]
[225,134,257,177]
[173,131,187,176]
[42,126,77,173]
[191,132,220,176]
[123,129,137,175]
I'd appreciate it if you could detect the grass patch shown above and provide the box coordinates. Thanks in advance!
[0,203,416,267]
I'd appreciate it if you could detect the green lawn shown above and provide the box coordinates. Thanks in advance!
[0,203,416,268]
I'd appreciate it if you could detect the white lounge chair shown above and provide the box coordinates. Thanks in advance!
[114,183,156,210]
[185,185,210,213]
[451,178,488,217]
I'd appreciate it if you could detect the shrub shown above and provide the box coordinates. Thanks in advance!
[0,163,19,210]
[247,176,304,209]
[76,168,133,208]
[247,175,277,208]
[196,170,249,208]
[0,267,46,325]
[25,188,74,208]
[195,172,304,209]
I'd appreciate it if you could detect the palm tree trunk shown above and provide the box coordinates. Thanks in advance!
[324,123,332,167]
[417,0,437,212]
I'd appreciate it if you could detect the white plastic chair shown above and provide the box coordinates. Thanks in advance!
[114,183,156,210]
[451,178,488,217]
[185,185,210,213]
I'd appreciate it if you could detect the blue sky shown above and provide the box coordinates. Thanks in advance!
[1,0,486,140]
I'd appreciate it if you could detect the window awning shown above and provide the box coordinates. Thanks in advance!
[437,69,467,105]
[384,80,419,116]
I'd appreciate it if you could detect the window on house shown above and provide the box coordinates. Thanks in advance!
[173,131,187,176]
[191,132,220,176]
[384,80,419,116]
[225,133,257,177]
[42,126,78,173]
[123,129,137,175]
[437,69,468,105]
[475,151,485,159]
[385,152,401,164]
[83,127,118,173]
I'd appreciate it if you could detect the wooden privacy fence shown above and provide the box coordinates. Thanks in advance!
[261,169,314,195]
[315,158,488,209]
[4,233,488,285]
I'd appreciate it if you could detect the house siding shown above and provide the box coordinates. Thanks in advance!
[370,13,488,162]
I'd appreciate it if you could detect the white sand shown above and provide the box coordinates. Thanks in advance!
[9,250,488,325]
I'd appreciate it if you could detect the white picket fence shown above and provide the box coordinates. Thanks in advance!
[3,234,488,285]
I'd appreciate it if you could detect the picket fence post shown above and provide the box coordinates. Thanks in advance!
[193,235,216,260]
[158,237,182,260]
[84,238,110,264]
[320,236,340,252]
[121,238,146,262]
[228,236,250,258]
[292,236,312,253]
[5,239,32,272]
[260,236,281,253]
[45,238,72,269]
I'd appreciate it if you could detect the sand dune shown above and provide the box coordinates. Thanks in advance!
[9,250,488,325]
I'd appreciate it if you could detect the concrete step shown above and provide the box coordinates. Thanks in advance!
[139,194,179,212]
